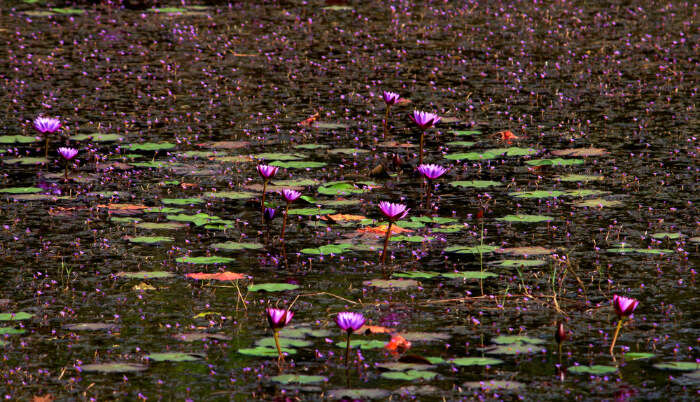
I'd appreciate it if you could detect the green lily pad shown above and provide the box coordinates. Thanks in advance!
[497,214,553,223]
[327,389,390,400]
[380,370,437,381]
[116,271,175,279]
[393,271,441,279]
[328,148,369,155]
[567,365,618,375]
[606,247,673,255]
[445,147,537,161]
[161,198,203,205]
[323,5,354,11]
[269,374,326,384]
[0,135,39,144]
[653,362,699,371]
[450,357,503,366]
[247,283,299,292]
[525,158,584,166]
[0,327,25,335]
[203,191,256,200]
[270,161,326,169]
[149,7,187,13]
[130,161,172,168]
[136,222,188,230]
[278,327,333,339]
[0,187,43,194]
[565,189,608,197]
[52,7,85,14]
[112,217,141,224]
[123,142,175,151]
[146,353,201,362]
[238,346,296,357]
[166,213,228,226]
[446,141,476,147]
[363,279,419,289]
[463,380,524,390]
[425,357,447,364]
[70,133,123,142]
[64,323,118,331]
[128,236,174,244]
[301,244,353,255]
[573,198,623,208]
[390,235,433,242]
[318,181,374,196]
[23,11,58,17]
[492,335,544,345]
[449,180,502,188]
[412,217,458,224]
[80,362,147,373]
[375,362,435,371]
[432,224,465,233]
[256,337,312,348]
[295,144,328,150]
[651,232,682,240]
[450,130,482,136]
[145,207,185,214]
[401,332,451,342]
[0,312,33,321]
[335,339,386,350]
[624,352,656,360]
[273,179,319,187]
[288,208,336,216]
[313,122,349,130]
[210,242,263,251]
[441,271,497,279]
[556,174,604,182]
[254,152,305,161]
[485,344,542,355]
[444,245,499,254]
[176,256,235,264]
[493,260,546,268]
[3,157,48,165]
[508,190,565,198]
[180,151,214,158]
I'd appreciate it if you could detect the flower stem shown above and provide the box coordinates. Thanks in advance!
[345,331,351,367]
[281,202,289,240]
[273,330,284,361]
[383,106,390,138]
[64,162,69,181]
[419,130,425,165]
[45,137,49,159]
[425,180,431,211]
[381,221,393,265]
[610,318,624,355]
[261,179,268,224]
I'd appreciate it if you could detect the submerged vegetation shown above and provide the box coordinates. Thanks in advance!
[0,0,697,399]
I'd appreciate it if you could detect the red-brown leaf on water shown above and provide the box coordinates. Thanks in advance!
[97,203,148,211]
[496,130,521,144]
[359,324,394,334]
[385,334,412,354]
[326,214,367,222]
[32,396,54,402]
[186,272,246,281]
[396,98,412,106]
[357,225,413,236]
[298,112,320,126]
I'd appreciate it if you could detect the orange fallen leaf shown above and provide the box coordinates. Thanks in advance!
[326,214,367,222]
[180,182,198,189]
[396,98,412,105]
[186,272,246,281]
[97,203,148,211]
[385,334,411,354]
[32,396,54,402]
[359,324,394,334]
[495,130,521,144]
[299,112,320,126]
[357,225,413,235]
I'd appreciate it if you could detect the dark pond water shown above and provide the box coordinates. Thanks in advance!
[0,0,698,399]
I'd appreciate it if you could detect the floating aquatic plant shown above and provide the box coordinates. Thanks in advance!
[280,189,301,240]
[409,111,440,165]
[610,295,639,355]
[266,308,294,362]
[34,116,61,159]
[336,312,365,367]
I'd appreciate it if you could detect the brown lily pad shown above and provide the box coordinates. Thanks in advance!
[496,246,554,256]
[363,279,419,289]
[551,148,608,157]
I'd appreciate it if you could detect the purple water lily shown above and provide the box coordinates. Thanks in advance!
[257,164,279,223]
[264,207,276,223]
[417,164,446,180]
[609,295,640,356]
[378,202,409,265]
[266,308,293,362]
[337,311,366,367]
[280,189,302,240]
[33,116,61,133]
[409,111,441,165]
[382,91,400,105]
[57,147,78,180]
[34,116,61,158]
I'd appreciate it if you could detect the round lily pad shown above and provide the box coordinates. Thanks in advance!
[254,152,305,161]
[146,353,202,362]
[393,271,440,279]
[0,135,39,144]
[301,244,354,255]
[270,374,327,384]
[128,236,174,244]
[173,332,229,342]
[381,370,437,381]
[493,260,546,268]
[210,242,263,251]
[176,256,235,264]
[257,337,312,348]
[450,357,503,366]
[161,198,203,205]
[400,332,451,342]
[574,198,619,209]
[375,362,435,371]
[0,312,33,321]
[123,142,175,151]
[270,161,327,169]
[136,222,188,230]
[363,279,419,289]
[116,271,175,279]
[496,214,553,223]
[70,133,124,142]
[508,190,565,198]
[463,380,524,390]
[556,174,604,182]
[3,157,48,165]
[247,283,299,292]
[650,232,682,240]
[327,389,390,400]
[0,187,43,194]
[318,181,374,196]
[80,362,147,373]
[288,208,335,216]
[441,271,497,279]
[444,245,498,254]
[449,180,502,188]
[334,339,386,350]
[624,352,655,360]
[653,362,698,371]
[567,365,618,375]
[64,323,118,331]
[203,191,256,200]
[492,335,544,345]
[278,327,332,339]
[0,327,25,335]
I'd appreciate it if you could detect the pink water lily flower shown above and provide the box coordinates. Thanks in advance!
[266,308,293,330]
[417,164,447,180]
[378,201,409,221]
[257,164,278,179]
[382,91,400,106]
[336,312,365,333]
[57,147,78,160]
[409,110,441,130]
[612,295,639,317]
[33,116,61,133]
[281,189,301,202]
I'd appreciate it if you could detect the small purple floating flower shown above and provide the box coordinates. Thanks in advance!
[378,201,409,222]
[382,91,400,106]
[266,308,293,330]
[33,116,61,134]
[409,110,441,130]
[264,207,276,223]
[417,164,447,180]
[257,164,278,180]
[57,147,78,161]
[336,312,365,333]
[281,189,301,203]
[612,295,639,318]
